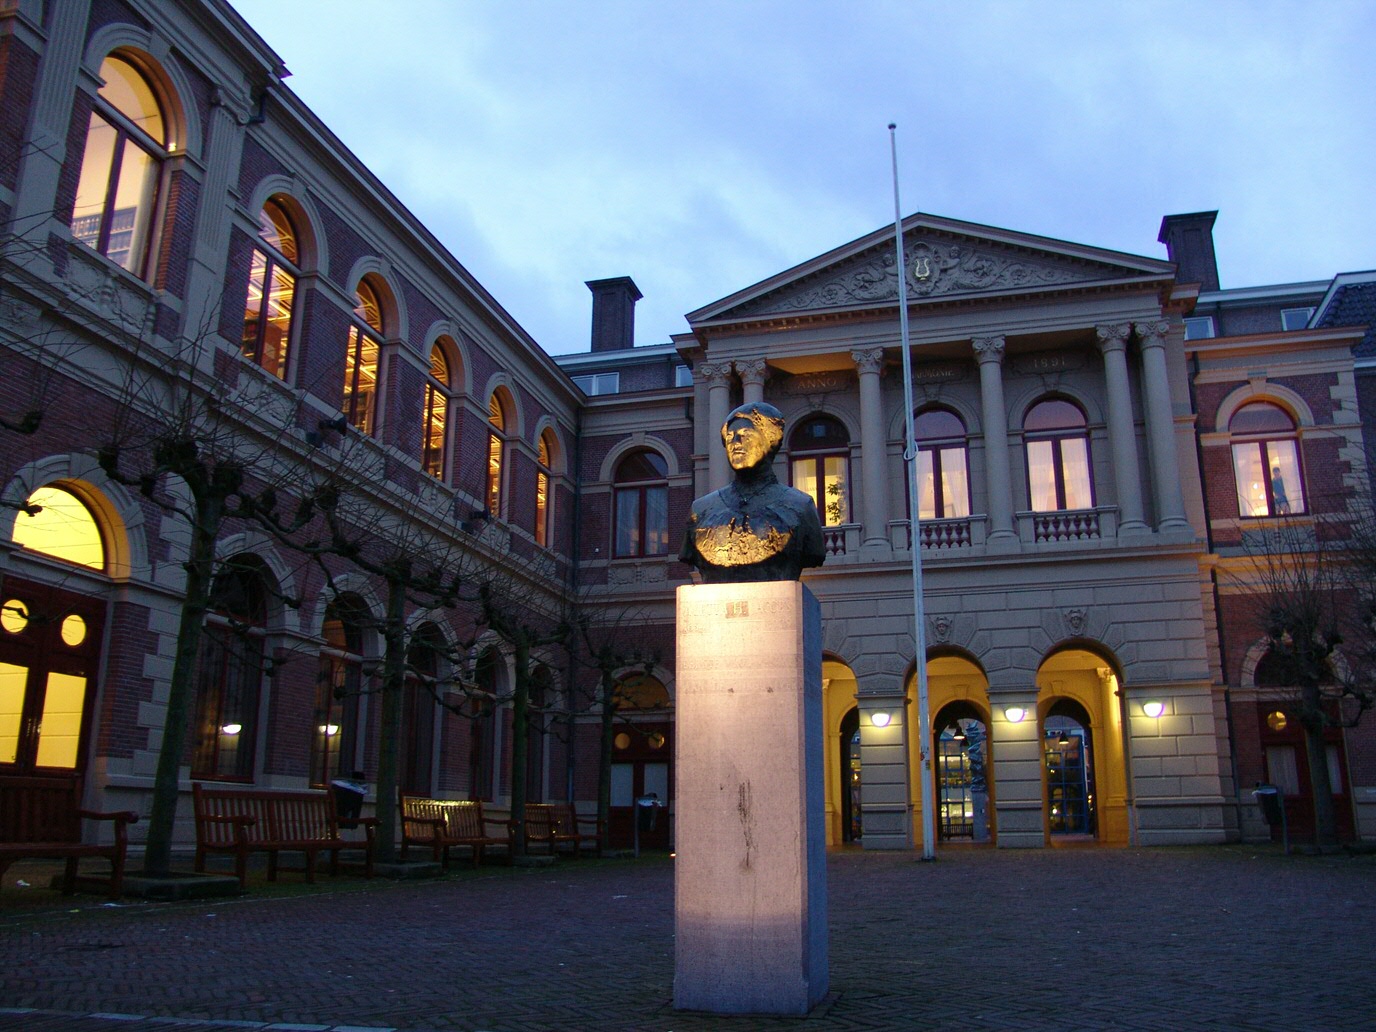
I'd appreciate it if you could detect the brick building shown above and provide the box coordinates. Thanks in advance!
[0,0,1371,861]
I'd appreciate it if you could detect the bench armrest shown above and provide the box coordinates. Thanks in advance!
[78,808,140,826]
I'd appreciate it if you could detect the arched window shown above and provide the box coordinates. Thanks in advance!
[422,344,450,478]
[1025,399,1093,512]
[344,279,384,433]
[469,647,500,800]
[614,674,671,711]
[11,486,105,571]
[789,415,850,526]
[241,198,299,379]
[312,595,366,788]
[613,449,669,557]
[535,429,556,548]
[72,54,169,276]
[193,559,268,781]
[915,408,970,520]
[486,394,507,517]
[1230,401,1304,517]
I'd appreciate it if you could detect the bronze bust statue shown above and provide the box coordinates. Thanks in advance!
[679,402,826,583]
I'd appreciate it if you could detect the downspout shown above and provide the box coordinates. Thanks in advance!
[565,405,585,802]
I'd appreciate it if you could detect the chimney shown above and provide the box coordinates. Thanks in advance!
[586,276,642,353]
[1158,211,1220,292]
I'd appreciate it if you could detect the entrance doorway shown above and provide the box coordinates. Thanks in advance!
[1044,701,1095,837]
[609,722,671,849]
[839,707,860,842]
[933,702,991,842]
[0,579,105,776]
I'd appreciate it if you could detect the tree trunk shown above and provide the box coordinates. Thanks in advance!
[508,638,529,858]
[141,494,220,877]
[374,577,408,863]
[597,667,616,852]
[1301,683,1338,847]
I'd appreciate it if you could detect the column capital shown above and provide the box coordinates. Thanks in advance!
[1095,323,1131,353]
[972,336,1006,364]
[737,357,769,385]
[1134,320,1171,349]
[850,347,886,376]
[698,361,733,388]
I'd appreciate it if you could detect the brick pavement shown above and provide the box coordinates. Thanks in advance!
[0,846,1373,1032]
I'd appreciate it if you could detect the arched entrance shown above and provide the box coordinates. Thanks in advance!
[822,658,859,846]
[1036,647,1129,846]
[933,701,992,843]
[608,672,672,850]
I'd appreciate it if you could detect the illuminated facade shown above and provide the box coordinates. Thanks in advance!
[1,0,1371,861]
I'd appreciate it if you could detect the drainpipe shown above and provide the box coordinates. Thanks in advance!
[564,406,585,803]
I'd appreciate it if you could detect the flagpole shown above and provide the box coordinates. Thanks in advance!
[889,123,936,861]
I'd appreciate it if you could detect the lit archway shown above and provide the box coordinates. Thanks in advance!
[822,657,859,846]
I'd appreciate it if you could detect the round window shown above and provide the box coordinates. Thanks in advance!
[61,613,87,647]
[0,601,27,634]
[1266,710,1288,732]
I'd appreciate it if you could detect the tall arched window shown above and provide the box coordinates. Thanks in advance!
[72,54,170,276]
[422,345,450,478]
[344,279,383,434]
[312,595,366,788]
[1025,398,1093,512]
[486,394,507,517]
[613,449,669,557]
[193,559,268,781]
[915,408,971,520]
[1230,401,1305,517]
[535,429,556,548]
[241,198,299,379]
[789,415,850,526]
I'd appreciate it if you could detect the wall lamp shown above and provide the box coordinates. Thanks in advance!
[1142,701,1165,719]
[220,723,242,736]
[871,711,892,728]
[1003,706,1027,724]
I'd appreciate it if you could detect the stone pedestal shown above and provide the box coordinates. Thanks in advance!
[673,581,828,1015]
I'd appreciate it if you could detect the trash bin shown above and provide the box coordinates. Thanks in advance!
[332,774,367,830]
[1252,784,1283,826]
[636,794,661,834]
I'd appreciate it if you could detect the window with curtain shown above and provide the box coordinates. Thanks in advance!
[241,198,299,379]
[344,280,383,434]
[422,345,450,478]
[915,408,971,520]
[536,430,555,548]
[613,450,669,557]
[312,596,366,788]
[486,394,507,517]
[789,415,850,526]
[72,54,170,276]
[1025,398,1093,512]
[192,561,268,782]
[1230,401,1304,517]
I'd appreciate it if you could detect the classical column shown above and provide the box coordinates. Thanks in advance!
[738,358,768,405]
[1134,321,1190,531]
[851,348,892,549]
[1095,323,1148,534]
[701,362,734,491]
[973,337,1017,545]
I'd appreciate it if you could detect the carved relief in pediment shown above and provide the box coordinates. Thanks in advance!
[733,236,1111,317]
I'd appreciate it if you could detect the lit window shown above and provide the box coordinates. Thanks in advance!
[422,344,450,478]
[313,597,365,788]
[789,415,850,527]
[11,486,105,570]
[1183,316,1215,341]
[613,449,669,557]
[72,55,168,276]
[487,394,507,517]
[193,560,267,781]
[572,372,620,396]
[1025,399,1093,512]
[344,279,383,433]
[241,198,299,379]
[1230,401,1304,517]
[535,430,556,548]
[915,408,971,520]
[1281,308,1314,331]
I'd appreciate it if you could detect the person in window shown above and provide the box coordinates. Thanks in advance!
[1270,466,1290,514]
[679,402,825,583]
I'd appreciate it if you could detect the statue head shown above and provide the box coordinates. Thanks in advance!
[720,402,785,474]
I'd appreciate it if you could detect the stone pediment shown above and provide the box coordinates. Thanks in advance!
[691,215,1173,325]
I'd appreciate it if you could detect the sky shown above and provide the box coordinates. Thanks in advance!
[229,0,1376,355]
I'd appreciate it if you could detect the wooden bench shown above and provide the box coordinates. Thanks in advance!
[400,795,507,869]
[520,802,603,858]
[192,782,376,889]
[0,776,138,898]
